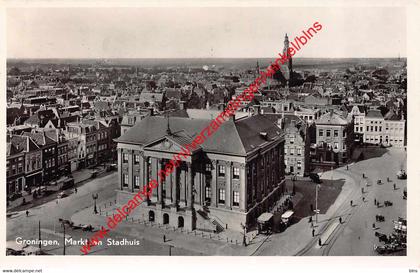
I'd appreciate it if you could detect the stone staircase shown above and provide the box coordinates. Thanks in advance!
[196,208,224,233]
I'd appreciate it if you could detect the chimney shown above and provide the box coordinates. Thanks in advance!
[148,107,154,116]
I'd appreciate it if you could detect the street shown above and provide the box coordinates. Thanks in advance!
[7,147,406,256]
[298,147,407,256]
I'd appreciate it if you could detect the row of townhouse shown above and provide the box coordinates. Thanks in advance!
[349,105,406,148]
[6,129,68,198]
[64,118,118,171]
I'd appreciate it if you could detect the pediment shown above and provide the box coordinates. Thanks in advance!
[144,137,187,153]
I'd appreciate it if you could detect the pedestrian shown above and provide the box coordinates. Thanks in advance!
[339,217,342,224]
[26,210,29,217]
[308,216,312,223]
[346,165,349,170]
[362,173,365,178]
[387,177,389,182]
[350,200,353,207]
[393,183,396,190]
[318,238,322,246]
[361,187,364,194]
[362,197,365,202]
[75,187,78,194]
[372,223,376,229]
[312,229,315,237]
[374,198,377,205]
[163,235,166,242]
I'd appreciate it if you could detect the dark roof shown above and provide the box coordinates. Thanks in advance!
[384,110,402,121]
[366,110,383,119]
[22,132,56,147]
[117,115,283,156]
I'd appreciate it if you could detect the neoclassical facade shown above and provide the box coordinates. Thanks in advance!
[115,115,285,232]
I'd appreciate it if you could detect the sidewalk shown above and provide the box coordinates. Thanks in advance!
[71,201,267,256]
[7,166,112,213]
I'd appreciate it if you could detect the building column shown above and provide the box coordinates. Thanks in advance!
[158,159,164,205]
[151,157,158,202]
[194,162,202,206]
[211,160,217,207]
[165,160,172,205]
[225,162,232,209]
[180,165,187,207]
[139,153,145,189]
[117,149,122,190]
[240,163,247,212]
[128,151,133,192]
[172,163,179,207]
[187,162,193,209]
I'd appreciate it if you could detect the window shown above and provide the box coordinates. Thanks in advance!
[219,189,225,204]
[366,126,369,132]
[123,153,129,163]
[205,186,211,200]
[134,175,140,188]
[297,148,302,156]
[289,135,295,144]
[233,167,240,179]
[123,174,129,187]
[205,163,212,174]
[134,154,140,164]
[297,161,302,170]
[334,130,339,137]
[334,142,339,149]
[326,130,331,137]
[343,131,347,137]
[290,148,294,155]
[319,129,324,137]
[233,191,239,207]
[218,165,225,177]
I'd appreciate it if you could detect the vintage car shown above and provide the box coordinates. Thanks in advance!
[396,170,407,179]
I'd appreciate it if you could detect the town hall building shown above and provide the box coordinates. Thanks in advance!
[115,114,286,232]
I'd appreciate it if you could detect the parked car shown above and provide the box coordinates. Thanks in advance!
[397,170,407,179]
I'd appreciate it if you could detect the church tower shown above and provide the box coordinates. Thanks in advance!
[282,33,293,84]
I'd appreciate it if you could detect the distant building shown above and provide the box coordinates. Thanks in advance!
[282,116,311,176]
[65,122,98,169]
[364,110,384,145]
[383,111,405,148]
[312,110,354,169]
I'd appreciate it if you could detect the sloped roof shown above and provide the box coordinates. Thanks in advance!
[318,111,348,125]
[117,115,283,156]
[366,110,383,119]
[22,132,56,147]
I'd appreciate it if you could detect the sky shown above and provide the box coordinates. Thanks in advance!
[6,7,406,59]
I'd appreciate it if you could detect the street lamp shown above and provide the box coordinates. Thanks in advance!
[314,184,321,223]
[92,193,98,214]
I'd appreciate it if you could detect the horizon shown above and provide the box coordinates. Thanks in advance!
[7,7,406,59]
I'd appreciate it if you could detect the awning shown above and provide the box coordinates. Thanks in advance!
[257,212,273,223]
